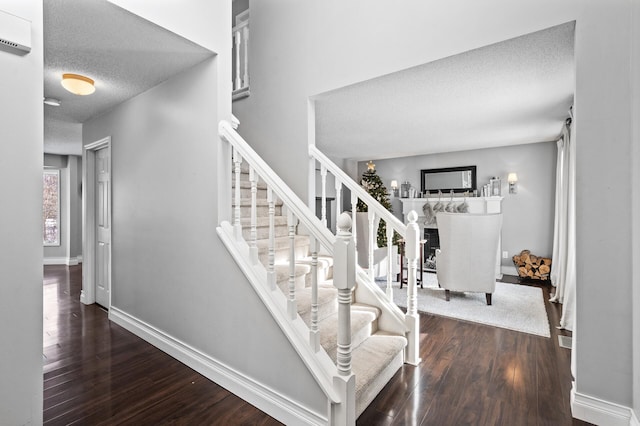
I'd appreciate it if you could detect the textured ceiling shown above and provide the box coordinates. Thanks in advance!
[43,0,214,154]
[314,22,575,161]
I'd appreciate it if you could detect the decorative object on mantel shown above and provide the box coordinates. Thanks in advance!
[390,180,399,197]
[400,180,411,198]
[490,176,502,196]
[513,250,552,280]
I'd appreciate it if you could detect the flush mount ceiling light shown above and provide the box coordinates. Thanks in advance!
[43,97,61,106]
[61,73,95,95]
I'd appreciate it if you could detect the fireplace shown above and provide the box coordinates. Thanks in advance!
[424,228,440,258]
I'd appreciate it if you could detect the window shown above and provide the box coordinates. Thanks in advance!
[43,169,60,246]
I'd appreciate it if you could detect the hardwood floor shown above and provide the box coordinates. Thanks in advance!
[358,275,592,426]
[43,265,282,425]
[44,266,589,425]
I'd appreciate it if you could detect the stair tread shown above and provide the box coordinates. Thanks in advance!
[296,255,334,268]
[297,287,338,324]
[256,235,310,249]
[237,198,283,207]
[232,179,269,190]
[240,216,288,227]
[318,310,378,356]
[352,334,407,404]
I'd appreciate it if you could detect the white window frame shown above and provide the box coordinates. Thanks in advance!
[43,168,61,246]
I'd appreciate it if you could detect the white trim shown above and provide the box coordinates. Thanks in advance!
[630,409,639,426]
[81,136,112,307]
[43,256,82,266]
[109,306,327,426]
[501,265,518,276]
[571,389,634,426]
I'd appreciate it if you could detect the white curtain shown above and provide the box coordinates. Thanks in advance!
[550,119,576,331]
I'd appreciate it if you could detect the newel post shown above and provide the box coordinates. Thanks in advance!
[404,210,422,366]
[332,212,356,426]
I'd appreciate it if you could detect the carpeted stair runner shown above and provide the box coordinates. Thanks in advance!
[234,163,406,418]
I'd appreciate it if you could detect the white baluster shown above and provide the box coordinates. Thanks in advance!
[309,236,320,352]
[350,193,357,249]
[242,26,249,88]
[287,210,298,319]
[386,224,394,301]
[404,210,422,365]
[335,178,342,229]
[233,148,242,241]
[321,165,327,227]
[267,187,276,290]
[234,30,241,90]
[367,210,375,281]
[249,167,258,264]
[334,213,355,376]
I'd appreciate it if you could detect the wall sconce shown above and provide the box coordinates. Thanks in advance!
[507,173,518,194]
[390,180,399,197]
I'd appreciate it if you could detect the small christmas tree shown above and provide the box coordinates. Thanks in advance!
[357,161,400,247]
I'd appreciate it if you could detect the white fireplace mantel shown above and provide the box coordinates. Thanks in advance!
[400,196,504,278]
[400,196,503,223]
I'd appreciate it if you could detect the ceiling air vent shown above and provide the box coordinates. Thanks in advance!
[0,9,31,55]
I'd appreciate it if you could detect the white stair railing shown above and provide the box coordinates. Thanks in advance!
[309,145,421,365]
[220,120,357,423]
[232,20,250,100]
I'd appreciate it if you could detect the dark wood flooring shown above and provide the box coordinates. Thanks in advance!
[43,265,589,425]
[43,265,281,425]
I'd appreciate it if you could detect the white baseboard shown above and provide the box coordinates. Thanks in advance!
[43,256,82,266]
[501,265,518,276]
[631,409,639,426]
[571,389,634,426]
[109,306,326,426]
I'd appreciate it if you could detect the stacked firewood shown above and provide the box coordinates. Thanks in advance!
[512,250,552,280]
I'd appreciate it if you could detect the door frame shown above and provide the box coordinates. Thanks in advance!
[80,136,112,307]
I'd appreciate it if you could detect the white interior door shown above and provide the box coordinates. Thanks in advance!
[95,147,111,308]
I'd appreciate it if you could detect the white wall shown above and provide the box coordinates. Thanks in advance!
[234,0,638,422]
[359,142,557,270]
[0,1,44,425]
[83,2,327,419]
[83,58,326,421]
[67,156,82,259]
[572,2,634,409]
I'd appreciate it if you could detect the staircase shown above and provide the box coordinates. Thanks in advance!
[234,163,407,418]
[218,120,422,425]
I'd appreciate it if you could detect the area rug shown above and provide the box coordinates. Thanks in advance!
[378,273,550,337]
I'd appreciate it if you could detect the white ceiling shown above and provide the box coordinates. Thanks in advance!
[43,0,214,155]
[313,22,575,162]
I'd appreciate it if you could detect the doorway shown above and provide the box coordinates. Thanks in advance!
[81,137,112,309]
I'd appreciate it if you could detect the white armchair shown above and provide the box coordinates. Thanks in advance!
[435,212,503,305]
